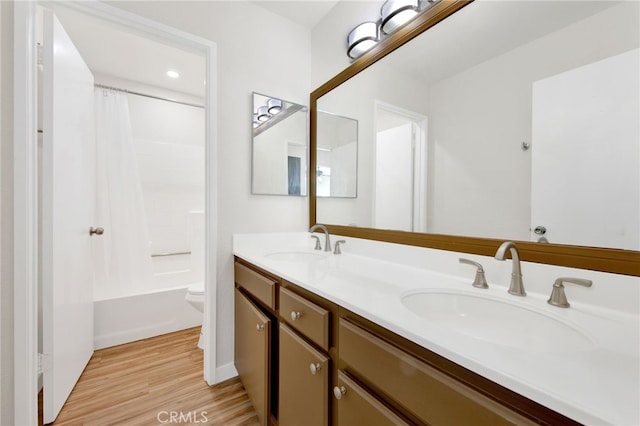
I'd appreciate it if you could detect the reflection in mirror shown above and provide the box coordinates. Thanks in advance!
[252,92,308,196]
[316,111,358,198]
[315,1,639,251]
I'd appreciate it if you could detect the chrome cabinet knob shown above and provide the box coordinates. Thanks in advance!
[333,386,346,400]
[89,226,104,236]
[309,363,321,375]
[290,311,301,321]
[256,324,265,331]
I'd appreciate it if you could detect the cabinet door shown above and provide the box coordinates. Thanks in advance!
[235,289,270,426]
[279,324,329,426]
[334,370,410,426]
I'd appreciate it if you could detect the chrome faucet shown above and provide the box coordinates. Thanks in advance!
[494,241,526,296]
[459,258,489,289]
[309,224,331,252]
[547,277,592,308]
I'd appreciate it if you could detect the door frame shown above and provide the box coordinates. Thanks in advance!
[12,1,218,423]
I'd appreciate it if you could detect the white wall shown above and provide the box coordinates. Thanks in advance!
[106,1,311,374]
[0,2,13,423]
[311,0,379,88]
[427,2,639,241]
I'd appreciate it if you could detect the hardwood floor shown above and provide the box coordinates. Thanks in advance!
[40,327,259,426]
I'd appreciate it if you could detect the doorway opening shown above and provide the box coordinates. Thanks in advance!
[373,101,428,232]
[26,2,217,424]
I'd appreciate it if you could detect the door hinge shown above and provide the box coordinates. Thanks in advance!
[37,43,44,66]
[38,353,51,374]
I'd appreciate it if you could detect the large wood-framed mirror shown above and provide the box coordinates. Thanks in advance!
[310,0,640,276]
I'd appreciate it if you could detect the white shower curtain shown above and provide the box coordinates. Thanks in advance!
[93,88,154,300]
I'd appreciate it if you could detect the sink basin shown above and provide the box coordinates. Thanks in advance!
[264,251,327,262]
[401,290,593,353]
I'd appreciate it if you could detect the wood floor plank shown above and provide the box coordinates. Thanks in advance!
[40,327,259,426]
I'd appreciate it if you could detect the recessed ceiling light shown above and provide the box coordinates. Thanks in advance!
[166,70,180,79]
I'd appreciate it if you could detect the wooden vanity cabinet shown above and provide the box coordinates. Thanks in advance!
[234,288,271,426]
[334,370,411,426]
[234,260,280,425]
[234,258,579,426]
[278,282,339,426]
[338,317,536,426]
[338,310,580,426]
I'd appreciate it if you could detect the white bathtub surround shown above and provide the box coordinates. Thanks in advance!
[188,211,205,282]
[94,286,202,350]
[233,232,640,425]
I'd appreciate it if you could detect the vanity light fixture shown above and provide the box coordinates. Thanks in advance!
[347,21,380,60]
[166,70,180,79]
[346,0,440,59]
[381,0,419,34]
[257,105,270,122]
[267,98,283,115]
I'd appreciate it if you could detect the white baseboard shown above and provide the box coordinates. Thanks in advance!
[214,362,238,384]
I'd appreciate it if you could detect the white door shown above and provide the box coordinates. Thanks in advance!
[375,123,415,231]
[42,10,96,423]
[531,49,639,250]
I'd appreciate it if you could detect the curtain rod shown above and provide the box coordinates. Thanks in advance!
[95,83,205,109]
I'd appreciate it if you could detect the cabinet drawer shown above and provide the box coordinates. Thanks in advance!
[280,287,330,350]
[279,324,329,426]
[339,319,535,426]
[335,370,410,426]
[235,261,277,310]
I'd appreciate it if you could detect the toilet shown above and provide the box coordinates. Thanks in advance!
[185,282,205,350]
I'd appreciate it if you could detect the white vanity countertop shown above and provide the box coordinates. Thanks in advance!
[233,232,640,425]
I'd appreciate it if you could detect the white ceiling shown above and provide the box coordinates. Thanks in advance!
[50,1,337,101]
[50,1,620,104]
[53,5,207,99]
[251,1,340,29]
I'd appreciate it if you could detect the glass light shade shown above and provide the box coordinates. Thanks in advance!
[253,113,260,128]
[257,106,270,122]
[380,0,419,35]
[267,98,283,114]
[347,21,379,59]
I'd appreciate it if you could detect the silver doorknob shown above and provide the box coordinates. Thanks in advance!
[333,386,346,400]
[290,311,301,321]
[89,227,104,236]
[256,324,265,331]
[309,363,321,375]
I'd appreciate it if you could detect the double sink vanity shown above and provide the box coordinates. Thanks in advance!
[233,232,639,425]
[240,0,640,423]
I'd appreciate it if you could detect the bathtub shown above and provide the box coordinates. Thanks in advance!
[93,254,203,350]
